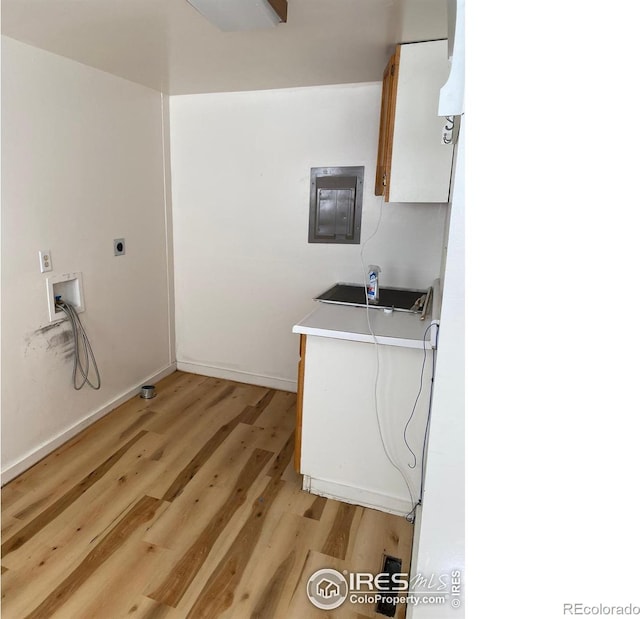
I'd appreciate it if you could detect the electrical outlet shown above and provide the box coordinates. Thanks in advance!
[39,250,53,273]
[114,238,126,256]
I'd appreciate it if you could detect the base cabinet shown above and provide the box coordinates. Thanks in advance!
[298,335,433,516]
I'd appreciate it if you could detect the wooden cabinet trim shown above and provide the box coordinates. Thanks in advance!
[375,45,400,199]
[295,334,306,473]
[266,0,287,23]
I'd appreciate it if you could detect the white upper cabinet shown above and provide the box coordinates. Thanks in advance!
[375,40,454,203]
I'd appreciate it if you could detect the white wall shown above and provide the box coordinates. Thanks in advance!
[397,0,448,47]
[1,37,175,481]
[409,118,465,618]
[170,83,447,390]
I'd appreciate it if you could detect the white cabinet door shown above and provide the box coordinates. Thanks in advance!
[389,40,454,203]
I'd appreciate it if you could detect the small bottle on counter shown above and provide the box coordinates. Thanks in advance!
[367,265,381,304]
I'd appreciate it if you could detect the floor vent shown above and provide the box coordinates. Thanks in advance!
[376,555,403,617]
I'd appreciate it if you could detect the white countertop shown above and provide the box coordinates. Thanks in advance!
[293,280,441,350]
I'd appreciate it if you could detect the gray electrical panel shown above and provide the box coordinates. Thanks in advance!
[308,166,364,244]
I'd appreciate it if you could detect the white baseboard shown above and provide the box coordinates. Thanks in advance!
[1,363,177,485]
[177,360,297,393]
[302,475,413,517]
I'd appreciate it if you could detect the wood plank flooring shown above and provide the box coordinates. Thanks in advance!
[1,371,414,618]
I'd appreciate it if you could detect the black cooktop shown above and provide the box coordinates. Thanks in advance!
[314,283,428,312]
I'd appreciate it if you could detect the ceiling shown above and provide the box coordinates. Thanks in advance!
[0,0,447,95]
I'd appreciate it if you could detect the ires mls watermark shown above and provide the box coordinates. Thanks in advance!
[564,603,640,615]
[306,569,349,610]
[306,567,463,611]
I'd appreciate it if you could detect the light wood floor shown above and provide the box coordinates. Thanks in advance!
[1,371,414,618]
